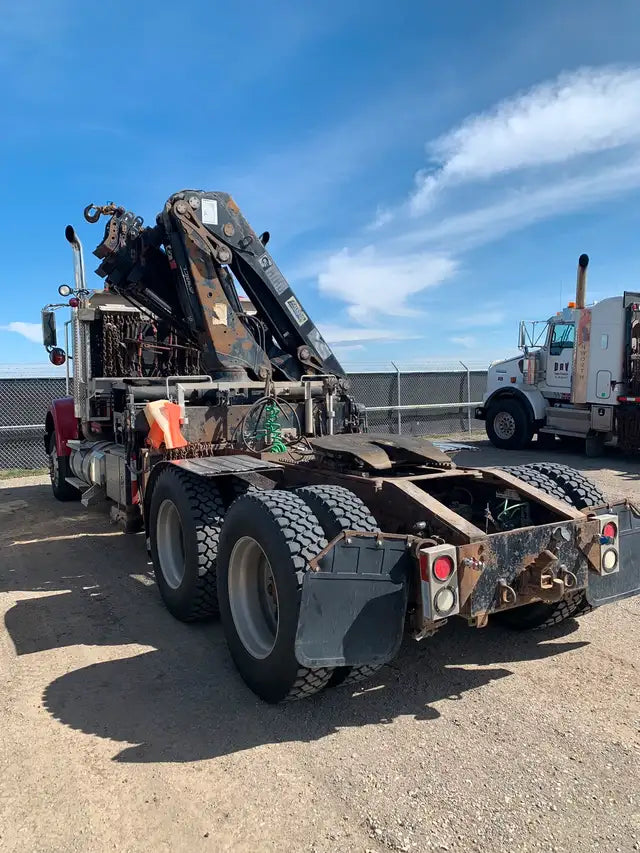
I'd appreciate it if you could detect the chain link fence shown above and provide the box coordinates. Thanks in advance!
[0,378,67,470]
[0,365,489,470]
[348,364,488,438]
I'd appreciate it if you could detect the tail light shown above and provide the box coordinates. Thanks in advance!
[597,514,619,575]
[49,347,66,366]
[418,543,460,621]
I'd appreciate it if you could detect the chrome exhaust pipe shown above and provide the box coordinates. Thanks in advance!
[65,225,89,420]
[65,225,88,294]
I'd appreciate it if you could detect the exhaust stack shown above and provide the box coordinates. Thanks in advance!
[575,253,589,309]
[65,225,87,293]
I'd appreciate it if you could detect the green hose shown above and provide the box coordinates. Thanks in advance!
[261,401,287,453]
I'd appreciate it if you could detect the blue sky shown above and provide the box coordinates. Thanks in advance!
[3,0,640,371]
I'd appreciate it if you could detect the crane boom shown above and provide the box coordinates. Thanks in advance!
[88,190,343,382]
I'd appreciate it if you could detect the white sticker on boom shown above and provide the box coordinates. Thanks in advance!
[308,327,332,360]
[285,295,308,327]
[201,198,218,225]
[264,261,288,295]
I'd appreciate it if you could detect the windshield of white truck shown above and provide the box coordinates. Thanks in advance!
[549,322,575,355]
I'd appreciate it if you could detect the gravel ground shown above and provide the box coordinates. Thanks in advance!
[1,442,639,853]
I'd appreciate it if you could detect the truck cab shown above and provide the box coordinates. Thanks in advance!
[477,254,640,455]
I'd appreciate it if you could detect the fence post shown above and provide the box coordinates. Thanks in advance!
[392,361,402,434]
[459,361,471,435]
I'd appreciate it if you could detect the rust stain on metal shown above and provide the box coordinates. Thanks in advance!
[457,540,492,611]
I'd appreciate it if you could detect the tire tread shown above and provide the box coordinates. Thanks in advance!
[225,489,332,700]
[154,467,225,621]
[295,485,383,689]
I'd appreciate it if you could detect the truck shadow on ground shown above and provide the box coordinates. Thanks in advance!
[2,484,589,765]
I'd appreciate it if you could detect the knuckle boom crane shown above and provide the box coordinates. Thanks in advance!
[40,189,640,704]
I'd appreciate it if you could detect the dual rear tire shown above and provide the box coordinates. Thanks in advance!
[150,472,381,702]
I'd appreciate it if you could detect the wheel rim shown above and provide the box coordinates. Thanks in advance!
[228,536,279,660]
[494,411,516,440]
[156,499,186,590]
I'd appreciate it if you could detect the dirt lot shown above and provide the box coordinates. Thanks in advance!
[1,441,639,853]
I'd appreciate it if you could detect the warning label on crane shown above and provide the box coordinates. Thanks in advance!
[285,295,309,327]
[260,255,289,295]
[201,198,218,225]
[308,327,332,360]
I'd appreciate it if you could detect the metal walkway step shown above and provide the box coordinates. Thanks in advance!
[65,476,87,490]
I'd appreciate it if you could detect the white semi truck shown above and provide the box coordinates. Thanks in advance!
[477,254,640,456]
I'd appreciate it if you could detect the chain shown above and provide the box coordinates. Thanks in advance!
[163,441,220,460]
[100,312,201,378]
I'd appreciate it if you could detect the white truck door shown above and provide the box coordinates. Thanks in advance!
[545,322,575,390]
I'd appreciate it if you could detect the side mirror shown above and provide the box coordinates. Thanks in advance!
[518,321,525,350]
[42,309,57,348]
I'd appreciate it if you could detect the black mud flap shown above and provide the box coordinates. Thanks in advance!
[587,502,640,607]
[295,533,411,668]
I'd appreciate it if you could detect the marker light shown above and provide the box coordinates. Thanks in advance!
[49,347,66,366]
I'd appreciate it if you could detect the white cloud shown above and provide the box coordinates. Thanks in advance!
[318,323,419,345]
[368,206,395,230]
[411,65,640,213]
[402,154,640,254]
[1,322,42,344]
[296,64,640,363]
[317,245,457,322]
[450,335,476,349]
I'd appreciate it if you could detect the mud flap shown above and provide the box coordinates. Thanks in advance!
[295,534,410,668]
[587,502,640,606]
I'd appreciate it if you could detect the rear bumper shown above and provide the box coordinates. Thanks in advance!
[294,505,640,668]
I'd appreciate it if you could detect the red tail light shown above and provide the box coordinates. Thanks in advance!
[433,556,454,581]
[602,522,617,540]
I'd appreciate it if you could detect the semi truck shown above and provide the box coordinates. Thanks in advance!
[41,193,640,702]
[478,254,640,456]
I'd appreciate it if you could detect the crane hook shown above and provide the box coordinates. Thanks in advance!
[84,204,102,223]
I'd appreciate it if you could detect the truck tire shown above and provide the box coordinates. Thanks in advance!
[48,431,81,502]
[525,463,605,509]
[295,485,383,688]
[486,398,533,450]
[217,489,333,703]
[149,467,224,622]
[500,465,571,504]
[494,464,589,630]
